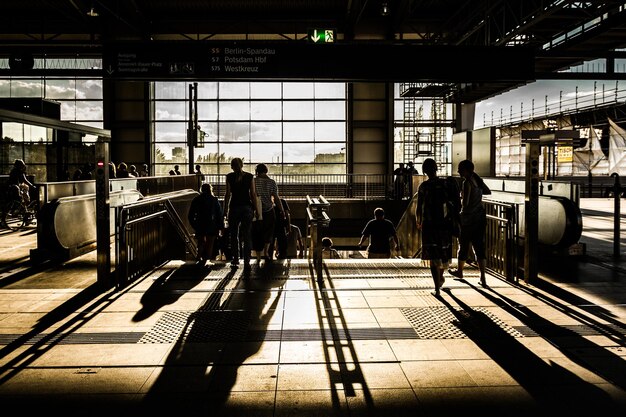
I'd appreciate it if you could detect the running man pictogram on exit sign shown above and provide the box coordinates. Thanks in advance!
[308,29,335,43]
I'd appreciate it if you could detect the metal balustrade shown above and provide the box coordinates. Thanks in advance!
[115,190,198,289]
[203,174,393,200]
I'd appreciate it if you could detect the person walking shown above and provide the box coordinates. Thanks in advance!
[188,183,224,267]
[272,198,291,259]
[253,163,285,268]
[415,158,459,297]
[448,159,491,287]
[357,207,399,258]
[223,157,258,272]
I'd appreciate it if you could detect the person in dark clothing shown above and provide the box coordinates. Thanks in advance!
[8,159,34,204]
[415,158,459,297]
[448,159,491,287]
[272,198,291,260]
[223,157,258,272]
[174,165,182,175]
[358,207,399,258]
[393,163,406,200]
[188,183,224,267]
[117,162,130,178]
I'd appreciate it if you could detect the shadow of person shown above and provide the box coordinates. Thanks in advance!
[436,288,617,416]
[141,260,289,415]
[132,261,211,322]
[478,283,626,393]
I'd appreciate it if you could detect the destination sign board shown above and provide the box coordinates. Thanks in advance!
[102,41,534,82]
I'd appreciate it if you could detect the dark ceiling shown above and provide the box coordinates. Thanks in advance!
[1,0,626,103]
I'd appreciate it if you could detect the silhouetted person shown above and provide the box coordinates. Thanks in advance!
[448,159,491,287]
[358,207,399,258]
[253,163,285,268]
[174,165,182,175]
[321,237,340,259]
[415,158,458,297]
[223,157,258,272]
[188,183,224,267]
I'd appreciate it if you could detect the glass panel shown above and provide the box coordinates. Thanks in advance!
[0,80,10,97]
[198,101,218,120]
[283,101,314,120]
[24,125,48,142]
[219,101,250,120]
[60,101,76,120]
[219,122,249,142]
[315,142,346,163]
[76,79,103,99]
[251,82,281,98]
[283,122,314,141]
[251,122,281,142]
[315,164,345,174]
[219,82,249,99]
[155,82,186,99]
[315,101,345,120]
[284,82,314,98]
[76,101,103,121]
[11,79,43,97]
[251,101,281,120]
[283,142,314,163]
[315,83,345,98]
[156,101,186,120]
[198,122,218,143]
[45,79,76,99]
[315,122,345,142]
[154,122,187,142]
[192,143,219,163]
[283,163,314,174]
[198,82,218,99]
[219,142,250,163]
[250,143,282,164]
[3,123,23,141]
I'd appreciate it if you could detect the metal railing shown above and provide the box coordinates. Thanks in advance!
[305,194,330,281]
[202,174,395,200]
[395,192,520,281]
[484,199,519,281]
[115,190,198,289]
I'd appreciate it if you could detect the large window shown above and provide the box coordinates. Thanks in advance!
[152,82,347,175]
[0,75,103,181]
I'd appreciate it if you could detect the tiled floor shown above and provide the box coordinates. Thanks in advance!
[0,196,625,416]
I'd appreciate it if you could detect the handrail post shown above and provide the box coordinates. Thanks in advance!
[612,173,622,259]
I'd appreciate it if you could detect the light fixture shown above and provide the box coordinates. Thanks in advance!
[87,7,99,17]
[380,2,390,16]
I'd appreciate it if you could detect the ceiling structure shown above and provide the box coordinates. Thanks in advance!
[1,0,626,103]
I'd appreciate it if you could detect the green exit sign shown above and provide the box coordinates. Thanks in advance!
[308,29,335,43]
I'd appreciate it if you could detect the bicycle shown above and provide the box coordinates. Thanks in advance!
[1,191,38,232]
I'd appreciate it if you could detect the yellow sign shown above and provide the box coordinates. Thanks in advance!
[557,146,573,163]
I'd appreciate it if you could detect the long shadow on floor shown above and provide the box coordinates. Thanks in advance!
[141,261,287,415]
[473,282,626,392]
[437,288,620,416]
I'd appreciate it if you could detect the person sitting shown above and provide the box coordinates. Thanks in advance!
[8,159,34,205]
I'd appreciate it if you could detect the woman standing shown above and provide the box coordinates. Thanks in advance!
[415,158,458,297]
[223,158,258,272]
[254,164,285,268]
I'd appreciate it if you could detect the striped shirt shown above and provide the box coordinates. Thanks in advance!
[254,176,278,212]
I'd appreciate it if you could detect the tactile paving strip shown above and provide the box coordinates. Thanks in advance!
[401,306,527,339]
[139,310,250,344]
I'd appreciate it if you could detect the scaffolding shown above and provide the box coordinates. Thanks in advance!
[400,83,449,171]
